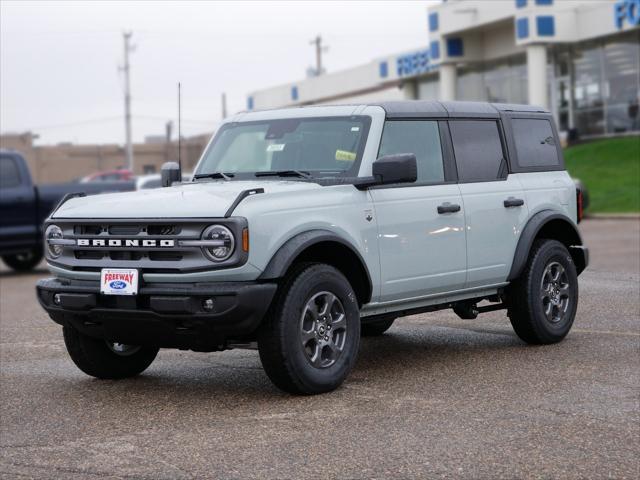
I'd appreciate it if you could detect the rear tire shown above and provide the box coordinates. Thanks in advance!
[2,247,43,271]
[63,325,159,379]
[507,239,578,344]
[258,263,361,395]
[361,317,396,336]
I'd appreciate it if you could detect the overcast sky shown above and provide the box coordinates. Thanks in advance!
[1,1,436,146]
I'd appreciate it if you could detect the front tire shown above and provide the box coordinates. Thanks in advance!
[2,247,43,271]
[258,263,361,395]
[507,239,578,344]
[63,325,159,379]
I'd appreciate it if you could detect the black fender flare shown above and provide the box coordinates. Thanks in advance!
[259,229,373,303]
[507,210,588,281]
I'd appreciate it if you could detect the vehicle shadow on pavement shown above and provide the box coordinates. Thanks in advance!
[51,324,527,402]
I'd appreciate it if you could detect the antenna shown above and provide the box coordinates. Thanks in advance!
[178,82,182,173]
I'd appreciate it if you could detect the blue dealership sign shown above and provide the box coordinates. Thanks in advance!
[396,48,433,77]
[614,0,640,28]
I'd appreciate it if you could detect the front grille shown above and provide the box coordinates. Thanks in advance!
[148,225,181,235]
[74,225,103,235]
[75,251,104,260]
[149,251,183,261]
[109,225,141,235]
[53,220,210,272]
[48,218,247,274]
[109,251,144,261]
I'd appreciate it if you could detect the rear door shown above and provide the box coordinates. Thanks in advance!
[0,153,38,251]
[449,119,529,288]
[370,119,466,303]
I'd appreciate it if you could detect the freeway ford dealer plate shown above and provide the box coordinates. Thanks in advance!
[100,269,139,295]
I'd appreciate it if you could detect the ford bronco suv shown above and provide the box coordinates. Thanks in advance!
[37,101,588,395]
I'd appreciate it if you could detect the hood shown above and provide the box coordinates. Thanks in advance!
[53,180,321,219]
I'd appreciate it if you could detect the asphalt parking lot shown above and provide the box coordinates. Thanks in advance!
[1,218,638,479]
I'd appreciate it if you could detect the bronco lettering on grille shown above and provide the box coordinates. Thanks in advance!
[76,239,175,247]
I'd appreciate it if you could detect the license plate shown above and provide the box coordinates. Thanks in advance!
[100,268,139,295]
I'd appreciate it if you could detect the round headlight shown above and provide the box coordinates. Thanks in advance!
[45,224,64,258]
[201,225,235,262]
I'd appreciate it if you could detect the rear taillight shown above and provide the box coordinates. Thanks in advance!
[577,188,584,223]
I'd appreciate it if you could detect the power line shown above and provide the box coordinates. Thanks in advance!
[27,116,122,131]
[21,114,216,132]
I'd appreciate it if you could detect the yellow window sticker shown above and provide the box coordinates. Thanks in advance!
[335,150,356,162]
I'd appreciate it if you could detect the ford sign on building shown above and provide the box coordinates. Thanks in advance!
[247,0,639,138]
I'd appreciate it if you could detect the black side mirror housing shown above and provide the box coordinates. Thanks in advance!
[161,162,182,187]
[353,153,418,190]
[372,153,418,185]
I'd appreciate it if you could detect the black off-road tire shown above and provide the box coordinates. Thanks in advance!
[258,263,361,395]
[2,247,43,271]
[63,325,159,379]
[507,239,578,344]
[361,317,396,336]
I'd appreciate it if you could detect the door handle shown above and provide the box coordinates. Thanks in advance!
[437,203,461,214]
[504,197,524,208]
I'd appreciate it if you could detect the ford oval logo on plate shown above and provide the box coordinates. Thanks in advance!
[101,268,139,296]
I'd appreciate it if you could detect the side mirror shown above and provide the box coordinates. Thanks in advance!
[372,153,417,186]
[161,162,182,187]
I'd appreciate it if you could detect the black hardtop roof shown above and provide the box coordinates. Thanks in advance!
[372,100,549,118]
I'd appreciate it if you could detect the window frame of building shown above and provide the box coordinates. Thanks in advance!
[374,118,457,188]
[447,119,510,183]
[500,112,565,173]
[550,31,640,137]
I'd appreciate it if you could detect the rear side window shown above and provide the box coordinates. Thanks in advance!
[378,120,444,183]
[0,156,21,188]
[449,120,506,182]
[512,118,559,168]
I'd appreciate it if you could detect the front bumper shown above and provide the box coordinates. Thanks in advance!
[36,277,277,351]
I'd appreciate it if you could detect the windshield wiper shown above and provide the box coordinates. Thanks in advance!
[193,172,235,181]
[254,170,312,179]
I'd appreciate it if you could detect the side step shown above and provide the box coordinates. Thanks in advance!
[453,301,507,320]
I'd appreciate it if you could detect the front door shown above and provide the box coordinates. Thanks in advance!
[370,119,466,303]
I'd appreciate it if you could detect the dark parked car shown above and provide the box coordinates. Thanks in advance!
[0,150,135,271]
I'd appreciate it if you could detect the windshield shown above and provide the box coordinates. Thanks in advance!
[195,116,371,179]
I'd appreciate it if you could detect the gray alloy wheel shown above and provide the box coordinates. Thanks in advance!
[540,261,571,324]
[105,341,142,356]
[299,291,347,369]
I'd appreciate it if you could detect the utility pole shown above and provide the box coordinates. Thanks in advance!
[121,31,134,172]
[309,35,328,76]
[221,92,228,119]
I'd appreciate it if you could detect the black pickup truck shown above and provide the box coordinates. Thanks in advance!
[0,150,135,271]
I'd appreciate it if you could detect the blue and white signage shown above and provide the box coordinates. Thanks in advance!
[614,0,640,29]
[396,48,434,77]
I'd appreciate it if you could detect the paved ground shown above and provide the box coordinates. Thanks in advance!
[1,219,638,479]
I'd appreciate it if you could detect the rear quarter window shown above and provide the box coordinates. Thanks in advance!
[512,118,560,168]
[0,155,21,188]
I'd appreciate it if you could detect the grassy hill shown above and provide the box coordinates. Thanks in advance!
[564,136,640,213]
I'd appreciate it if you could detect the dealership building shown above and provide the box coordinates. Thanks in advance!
[247,0,640,137]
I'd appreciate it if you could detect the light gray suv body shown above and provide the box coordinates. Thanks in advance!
[37,101,588,394]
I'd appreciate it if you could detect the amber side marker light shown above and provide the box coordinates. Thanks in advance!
[242,228,249,252]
